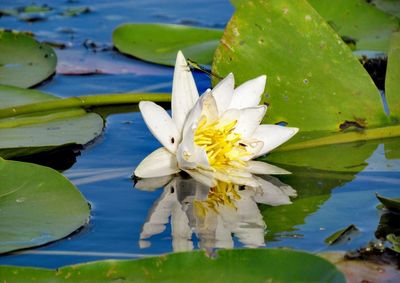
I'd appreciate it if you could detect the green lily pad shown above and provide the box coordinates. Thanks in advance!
[61,7,90,17]
[386,234,400,253]
[324,224,360,245]
[376,193,400,212]
[213,0,388,133]
[113,23,223,66]
[386,32,400,122]
[0,30,57,88]
[0,85,104,159]
[308,0,399,52]
[0,158,89,254]
[0,249,345,282]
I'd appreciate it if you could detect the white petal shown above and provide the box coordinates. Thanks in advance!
[184,169,217,187]
[214,170,260,187]
[252,125,299,157]
[252,177,294,206]
[219,108,240,125]
[176,126,210,170]
[247,160,291,175]
[200,90,218,122]
[134,147,180,178]
[180,89,210,138]
[238,139,264,160]
[139,101,181,153]
[234,106,267,139]
[135,175,174,191]
[229,75,266,109]
[211,73,234,114]
[172,51,199,132]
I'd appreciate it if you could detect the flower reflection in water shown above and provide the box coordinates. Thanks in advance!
[135,173,296,252]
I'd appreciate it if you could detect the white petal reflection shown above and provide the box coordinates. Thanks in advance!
[135,170,296,251]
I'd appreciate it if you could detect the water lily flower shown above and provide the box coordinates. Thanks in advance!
[134,51,298,187]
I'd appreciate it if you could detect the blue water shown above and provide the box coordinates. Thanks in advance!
[0,0,399,269]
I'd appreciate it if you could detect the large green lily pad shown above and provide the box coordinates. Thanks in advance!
[0,85,104,159]
[0,158,90,254]
[0,30,57,88]
[386,32,400,121]
[113,23,223,66]
[0,249,345,282]
[213,0,388,133]
[308,0,399,52]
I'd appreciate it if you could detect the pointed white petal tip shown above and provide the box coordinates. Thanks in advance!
[176,50,187,66]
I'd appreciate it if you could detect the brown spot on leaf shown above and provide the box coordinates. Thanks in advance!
[339,118,366,130]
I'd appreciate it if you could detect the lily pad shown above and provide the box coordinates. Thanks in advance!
[0,30,57,88]
[213,0,388,133]
[0,158,90,254]
[0,249,345,282]
[385,32,400,121]
[376,193,400,212]
[113,23,223,66]
[0,85,104,159]
[308,0,399,52]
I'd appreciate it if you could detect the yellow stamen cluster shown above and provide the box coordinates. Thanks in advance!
[194,116,250,171]
[194,181,241,217]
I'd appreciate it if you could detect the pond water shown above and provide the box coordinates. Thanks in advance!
[1,0,399,269]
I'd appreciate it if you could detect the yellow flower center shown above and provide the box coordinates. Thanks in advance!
[194,116,250,171]
[194,181,241,217]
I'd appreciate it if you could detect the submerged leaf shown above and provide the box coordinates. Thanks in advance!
[0,158,89,254]
[0,30,57,88]
[0,249,345,282]
[113,23,223,66]
[324,224,360,245]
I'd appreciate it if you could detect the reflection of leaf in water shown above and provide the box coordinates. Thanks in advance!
[375,211,400,240]
[262,169,353,241]
[264,136,379,172]
[262,138,400,241]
